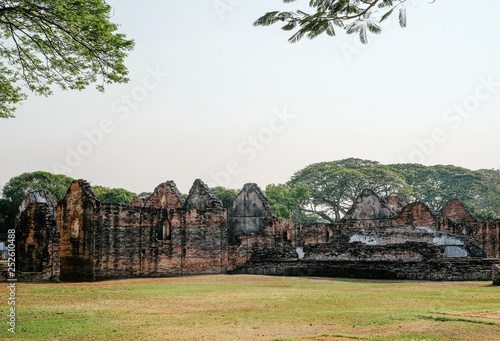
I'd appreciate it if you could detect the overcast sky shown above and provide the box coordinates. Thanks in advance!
[1,0,500,195]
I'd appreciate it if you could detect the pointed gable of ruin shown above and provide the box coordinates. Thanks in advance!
[184,179,222,210]
[59,179,98,207]
[439,198,479,223]
[19,189,57,214]
[230,183,276,218]
[131,180,185,209]
[385,195,405,216]
[17,189,60,280]
[392,202,437,227]
[341,189,393,221]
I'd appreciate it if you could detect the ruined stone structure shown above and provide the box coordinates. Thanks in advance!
[493,264,500,285]
[16,190,59,281]
[11,179,500,282]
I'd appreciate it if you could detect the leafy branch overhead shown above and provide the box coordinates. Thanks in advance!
[0,0,134,118]
[254,0,412,44]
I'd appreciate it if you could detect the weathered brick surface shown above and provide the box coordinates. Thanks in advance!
[437,199,499,258]
[181,207,228,275]
[437,220,500,258]
[386,195,405,215]
[292,223,331,245]
[54,179,227,281]
[16,191,60,281]
[93,204,161,279]
[57,180,97,281]
[339,189,394,227]
[232,258,498,281]
[392,202,437,227]
[228,183,276,244]
[439,198,479,223]
[131,181,184,209]
[12,183,500,282]
[185,179,222,210]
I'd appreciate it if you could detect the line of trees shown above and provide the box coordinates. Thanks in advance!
[267,158,500,223]
[1,160,499,237]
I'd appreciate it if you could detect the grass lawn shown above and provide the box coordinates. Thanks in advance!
[1,275,499,340]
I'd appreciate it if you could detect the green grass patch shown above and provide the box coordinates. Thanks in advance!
[0,275,499,340]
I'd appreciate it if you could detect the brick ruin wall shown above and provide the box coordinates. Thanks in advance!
[227,187,499,281]
[10,180,500,282]
[52,179,228,281]
[16,191,60,281]
[91,204,227,281]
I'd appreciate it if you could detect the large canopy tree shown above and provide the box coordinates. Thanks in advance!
[0,0,134,118]
[279,159,500,223]
[288,158,412,222]
[390,163,482,212]
[254,0,413,44]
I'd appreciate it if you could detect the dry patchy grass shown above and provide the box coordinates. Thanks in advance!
[0,275,499,340]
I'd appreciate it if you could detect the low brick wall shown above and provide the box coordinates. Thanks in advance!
[230,258,499,281]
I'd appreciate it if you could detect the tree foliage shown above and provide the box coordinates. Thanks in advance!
[288,158,411,222]
[2,171,74,206]
[0,0,134,118]
[265,183,320,223]
[211,186,239,209]
[92,185,136,205]
[0,198,17,236]
[254,0,412,44]
[390,163,482,212]
[285,158,500,223]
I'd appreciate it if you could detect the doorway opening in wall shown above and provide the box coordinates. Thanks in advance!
[283,227,292,242]
[157,219,171,241]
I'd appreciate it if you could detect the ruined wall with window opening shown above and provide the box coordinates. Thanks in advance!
[10,178,500,282]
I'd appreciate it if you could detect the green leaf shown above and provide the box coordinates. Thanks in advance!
[367,21,382,34]
[359,26,368,44]
[399,7,407,28]
[380,7,395,23]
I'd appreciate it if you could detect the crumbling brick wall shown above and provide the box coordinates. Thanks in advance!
[392,202,437,227]
[92,204,164,279]
[131,181,185,209]
[232,258,498,281]
[386,195,405,215]
[337,189,394,227]
[13,180,500,282]
[57,180,97,281]
[57,179,228,281]
[437,220,500,258]
[437,199,500,258]
[439,198,479,224]
[16,190,60,281]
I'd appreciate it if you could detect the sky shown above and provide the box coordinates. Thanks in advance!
[1,0,500,195]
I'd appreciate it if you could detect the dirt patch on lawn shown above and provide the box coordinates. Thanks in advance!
[441,311,500,321]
